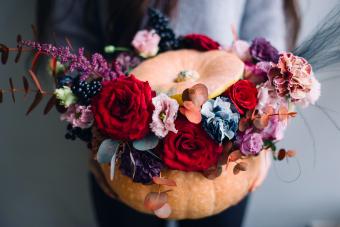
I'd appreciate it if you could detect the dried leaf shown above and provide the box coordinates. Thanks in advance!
[31,24,38,40]
[22,76,29,96]
[238,118,250,132]
[236,162,248,171]
[43,95,57,115]
[203,165,222,179]
[278,105,289,121]
[253,114,269,129]
[15,34,22,63]
[229,150,242,162]
[9,78,15,103]
[153,203,172,218]
[0,89,3,103]
[179,101,202,124]
[286,150,296,158]
[144,192,168,211]
[0,44,9,64]
[26,91,44,115]
[31,51,42,72]
[28,69,43,93]
[182,83,208,107]
[152,177,177,187]
[233,166,240,175]
[277,149,286,161]
[51,57,57,78]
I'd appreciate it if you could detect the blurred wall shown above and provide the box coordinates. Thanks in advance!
[0,1,339,227]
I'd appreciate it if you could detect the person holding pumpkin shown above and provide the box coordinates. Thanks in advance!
[36,0,299,226]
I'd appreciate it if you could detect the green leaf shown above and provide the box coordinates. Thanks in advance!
[97,139,120,164]
[133,134,159,151]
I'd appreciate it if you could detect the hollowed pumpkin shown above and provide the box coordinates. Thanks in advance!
[92,49,266,220]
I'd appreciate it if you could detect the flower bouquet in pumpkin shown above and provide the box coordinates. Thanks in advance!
[0,8,325,219]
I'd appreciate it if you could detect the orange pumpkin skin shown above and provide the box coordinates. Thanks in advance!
[130,49,244,103]
[99,153,263,220]
[91,49,264,220]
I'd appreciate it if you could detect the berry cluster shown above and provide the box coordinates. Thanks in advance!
[71,76,102,105]
[147,8,180,51]
[65,124,93,148]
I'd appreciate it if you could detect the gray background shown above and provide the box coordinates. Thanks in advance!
[0,1,339,227]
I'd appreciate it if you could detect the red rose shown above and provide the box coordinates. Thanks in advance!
[182,34,220,51]
[225,80,258,115]
[162,116,223,172]
[92,75,154,141]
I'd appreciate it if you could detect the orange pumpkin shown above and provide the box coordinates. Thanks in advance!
[91,49,267,220]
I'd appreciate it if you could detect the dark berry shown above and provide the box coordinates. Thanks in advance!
[71,76,102,105]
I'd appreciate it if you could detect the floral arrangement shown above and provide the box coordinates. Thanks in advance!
[0,9,321,218]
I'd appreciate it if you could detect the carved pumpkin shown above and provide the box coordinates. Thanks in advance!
[91,49,266,220]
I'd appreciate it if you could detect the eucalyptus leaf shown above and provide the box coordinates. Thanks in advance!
[97,139,120,164]
[133,134,159,151]
[110,152,117,180]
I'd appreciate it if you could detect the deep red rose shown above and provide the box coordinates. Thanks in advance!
[182,34,220,51]
[225,80,258,115]
[162,116,223,172]
[92,75,154,141]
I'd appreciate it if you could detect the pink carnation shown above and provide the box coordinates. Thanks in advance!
[268,52,313,102]
[150,93,179,138]
[61,104,94,129]
[132,30,160,58]
[296,74,321,107]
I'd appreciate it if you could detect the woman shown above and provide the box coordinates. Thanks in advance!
[36,1,299,226]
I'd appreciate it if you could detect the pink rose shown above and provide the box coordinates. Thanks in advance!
[132,30,160,58]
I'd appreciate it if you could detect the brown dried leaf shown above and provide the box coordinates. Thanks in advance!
[144,192,168,211]
[182,83,208,107]
[239,118,250,132]
[153,203,172,219]
[253,115,269,130]
[43,95,57,115]
[277,149,286,161]
[26,91,44,115]
[152,177,177,187]
[28,69,43,93]
[229,150,242,162]
[0,44,9,64]
[286,150,296,158]
[9,78,15,103]
[15,34,22,63]
[236,162,248,171]
[203,165,222,179]
[233,166,240,175]
[278,105,289,121]
[22,76,29,96]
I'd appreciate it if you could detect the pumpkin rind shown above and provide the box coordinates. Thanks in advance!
[131,49,244,104]
[99,151,264,220]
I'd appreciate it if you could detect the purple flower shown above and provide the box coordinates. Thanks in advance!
[119,148,163,184]
[60,104,94,129]
[249,37,279,63]
[237,129,263,156]
[261,115,287,141]
[114,52,141,74]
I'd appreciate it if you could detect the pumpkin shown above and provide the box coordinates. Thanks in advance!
[130,49,244,104]
[90,49,267,220]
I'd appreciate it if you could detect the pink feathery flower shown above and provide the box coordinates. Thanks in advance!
[60,104,94,129]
